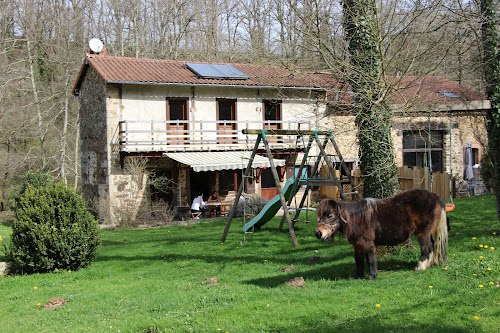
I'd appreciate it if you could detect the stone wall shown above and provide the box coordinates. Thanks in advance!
[78,68,108,216]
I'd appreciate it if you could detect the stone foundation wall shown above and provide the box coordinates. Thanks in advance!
[324,112,487,179]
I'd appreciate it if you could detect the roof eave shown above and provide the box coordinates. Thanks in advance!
[390,100,491,114]
[106,80,331,92]
[72,60,89,96]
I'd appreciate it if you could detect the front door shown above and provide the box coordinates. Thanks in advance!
[217,99,236,144]
[263,100,282,143]
[167,98,188,145]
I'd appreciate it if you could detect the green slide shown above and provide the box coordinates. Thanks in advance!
[243,176,301,232]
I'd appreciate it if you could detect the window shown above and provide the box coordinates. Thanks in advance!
[263,100,281,121]
[168,99,188,121]
[261,168,276,188]
[403,131,444,172]
[263,100,282,142]
[439,91,461,98]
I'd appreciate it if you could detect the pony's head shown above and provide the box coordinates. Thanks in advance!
[315,198,346,240]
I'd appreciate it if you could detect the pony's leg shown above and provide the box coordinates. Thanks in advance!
[415,234,434,271]
[353,247,365,279]
[365,250,378,280]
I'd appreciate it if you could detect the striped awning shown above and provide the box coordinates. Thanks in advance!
[164,151,285,172]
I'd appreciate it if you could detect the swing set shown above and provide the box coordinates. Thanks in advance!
[221,129,361,247]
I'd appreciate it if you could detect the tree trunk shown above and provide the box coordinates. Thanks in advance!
[343,0,399,198]
[481,0,500,221]
[27,40,47,171]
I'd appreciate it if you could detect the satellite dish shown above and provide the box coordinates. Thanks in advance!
[89,38,104,54]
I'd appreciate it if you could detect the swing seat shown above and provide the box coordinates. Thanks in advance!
[445,203,455,212]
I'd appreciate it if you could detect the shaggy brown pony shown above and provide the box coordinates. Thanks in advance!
[315,189,448,279]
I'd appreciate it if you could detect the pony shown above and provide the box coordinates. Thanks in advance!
[315,188,448,279]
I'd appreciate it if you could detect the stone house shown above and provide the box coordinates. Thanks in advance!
[73,52,489,221]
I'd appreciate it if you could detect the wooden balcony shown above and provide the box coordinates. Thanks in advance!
[117,120,311,153]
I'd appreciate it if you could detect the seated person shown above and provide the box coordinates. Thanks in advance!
[207,191,221,202]
[190,192,205,218]
[207,191,221,216]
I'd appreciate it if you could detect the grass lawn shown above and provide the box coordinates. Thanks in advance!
[0,194,499,332]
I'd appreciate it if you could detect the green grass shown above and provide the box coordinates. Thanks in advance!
[0,195,499,332]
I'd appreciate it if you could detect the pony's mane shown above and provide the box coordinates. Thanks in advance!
[340,199,379,239]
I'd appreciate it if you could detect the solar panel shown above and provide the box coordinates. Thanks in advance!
[186,63,249,80]
[439,91,461,98]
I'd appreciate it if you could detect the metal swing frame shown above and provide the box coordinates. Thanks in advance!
[221,129,362,247]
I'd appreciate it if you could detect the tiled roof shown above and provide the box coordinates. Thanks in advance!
[73,54,340,92]
[388,76,486,103]
[73,54,487,106]
[327,76,486,106]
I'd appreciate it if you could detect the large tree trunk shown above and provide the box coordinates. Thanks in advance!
[343,0,399,199]
[482,0,500,221]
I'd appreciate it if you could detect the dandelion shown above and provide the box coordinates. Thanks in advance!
[36,303,41,306]
[493,232,497,235]
[217,329,222,331]
[472,237,476,240]
[376,304,381,307]
[473,274,478,277]
[480,256,484,259]
[490,282,494,285]
[479,285,484,288]
[68,270,72,273]
[491,247,495,250]
[429,286,433,289]
[33,286,38,290]
[487,268,492,271]
[0,235,2,242]
[484,245,489,249]
[474,316,480,320]
[479,244,484,248]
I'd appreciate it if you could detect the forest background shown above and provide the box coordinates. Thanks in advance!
[0,0,487,203]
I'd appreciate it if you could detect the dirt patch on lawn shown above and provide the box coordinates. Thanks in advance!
[286,277,306,288]
[204,276,219,286]
[44,298,67,309]
[280,264,297,272]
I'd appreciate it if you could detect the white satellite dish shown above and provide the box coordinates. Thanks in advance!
[89,38,104,54]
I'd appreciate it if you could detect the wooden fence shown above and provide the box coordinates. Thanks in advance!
[319,166,452,201]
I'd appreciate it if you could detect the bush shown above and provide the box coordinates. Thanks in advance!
[11,180,101,274]
[236,196,269,219]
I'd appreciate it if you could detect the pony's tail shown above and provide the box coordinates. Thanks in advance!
[433,207,448,265]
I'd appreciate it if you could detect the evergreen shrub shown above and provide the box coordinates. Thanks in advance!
[11,179,101,274]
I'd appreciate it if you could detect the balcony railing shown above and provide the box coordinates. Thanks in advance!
[117,120,311,153]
